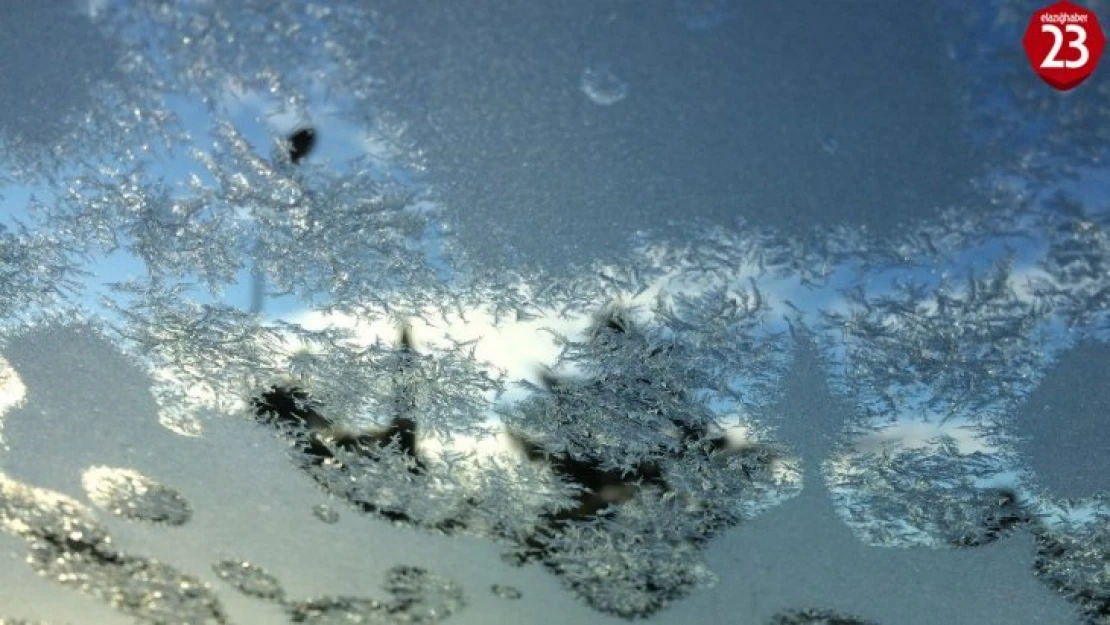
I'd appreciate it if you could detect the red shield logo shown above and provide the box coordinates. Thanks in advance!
[1023,1,1106,91]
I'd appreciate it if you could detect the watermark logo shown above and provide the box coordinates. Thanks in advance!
[1023,0,1106,90]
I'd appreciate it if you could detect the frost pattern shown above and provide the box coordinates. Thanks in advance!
[0,474,227,624]
[768,609,879,625]
[43,120,437,307]
[1033,509,1110,625]
[822,258,1051,425]
[311,504,340,524]
[0,0,1108,623]
[81,467,192,525]
[1033,198,1110,333]
[234,288,797,617]
[211,561,284,601]
[0,224,82,328]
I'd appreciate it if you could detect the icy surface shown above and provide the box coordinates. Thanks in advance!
[1,1,1109,624]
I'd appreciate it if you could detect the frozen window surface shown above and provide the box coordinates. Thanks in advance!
[0,1,1108,624]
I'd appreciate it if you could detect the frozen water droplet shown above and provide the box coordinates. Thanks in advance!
[212,559,285,601]
[312,503,340,524]
[491,584,522,600]
[581,64,628,106]
[82,467,192,525]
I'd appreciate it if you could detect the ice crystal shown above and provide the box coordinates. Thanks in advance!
[526,505,717,618]
[767,608,879,625]
[823,257,1051,424]
[1034,200,1110,333]
[48,169,245,291]
[1033,508,1110,625]
[0,223,82,327]
[0,4,162,183]
[211,560,285,601]
[490,584,521,600]
[489,305,795,615]
[0,475,226,624]
[42,119,435,305]
[311,504,340,524]
[828,441,1029,548]
[105,282,286,418]
[1,1,1108,623]
[93,1,383,114]
[81,467,192,525]
[286,566,464,625]
[236,292,796,618]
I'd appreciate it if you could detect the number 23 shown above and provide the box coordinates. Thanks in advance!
[1041,23,1090,69]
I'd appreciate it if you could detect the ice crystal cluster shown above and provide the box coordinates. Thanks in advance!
[82,467,193,525]
[0,1,1108,624]
[0,474,225,624]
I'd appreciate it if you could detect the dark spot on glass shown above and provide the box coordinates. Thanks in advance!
[288,127,317,164]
